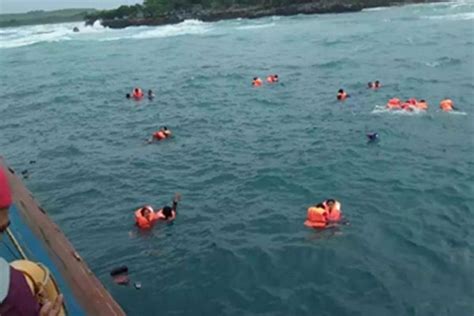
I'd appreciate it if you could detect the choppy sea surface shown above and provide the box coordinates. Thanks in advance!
[1,1,473,315]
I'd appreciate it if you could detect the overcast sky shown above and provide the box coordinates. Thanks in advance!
[0,0,142,14]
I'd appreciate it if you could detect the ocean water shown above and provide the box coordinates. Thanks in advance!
[1,1,474,315]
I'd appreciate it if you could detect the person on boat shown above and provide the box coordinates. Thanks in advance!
[132,88,144,100]
[266,74,279,83]
[337,89,349,101]
[252,77,263,87]
[0,257,64,316]
[135,193,180,229]
[148,127,172,143]
[439,98,455,112]
[148,90,155,100]
[0,168,11,233]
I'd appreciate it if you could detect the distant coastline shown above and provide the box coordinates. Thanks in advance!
[0,9,96,28]
[86,0,444,29]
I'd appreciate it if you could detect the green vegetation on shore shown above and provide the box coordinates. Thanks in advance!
[0,9,96,28]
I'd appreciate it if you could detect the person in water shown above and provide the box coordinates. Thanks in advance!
[252,77,263,87]
[439,98,456,112]
[126,93,131,99]
[304,199,343,229]
[416,99,428,110]
[367,132,379,142]
[337,89,349,101]
[134,193,180,229]
[386,98,401,109]
[368,81,381,89]
[148,126,172,143]
[148,90,155,100]
[266,74,279,83]
[132,88,144,100]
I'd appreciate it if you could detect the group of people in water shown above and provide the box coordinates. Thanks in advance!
[127,76,461,231]
[385,98,456,112]
[252,74,279,87]
[134,193,180,229]
[126,87,155,101]
[336,81,457,113]
[304,199,344,229]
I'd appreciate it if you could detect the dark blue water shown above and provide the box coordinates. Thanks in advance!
[1,2,473,315]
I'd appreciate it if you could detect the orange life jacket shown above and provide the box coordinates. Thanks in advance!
[401,103,414,111]
[386,98,401,109]
[304,207,327,228]
[323,200,342,222]
[416,101,428,110]
[153,131,167,140]
[135,206,154,229]
[440,99,453,111]
[132,88,144,99]
[407,98,417,105]
[337,92,348,101]
[252,78,263,87]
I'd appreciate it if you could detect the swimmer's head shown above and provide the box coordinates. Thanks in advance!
[326,199,336,207]
[141,207,151,217]
[162,206,173,219]
[375,80,380,85]
[274,74,278,78]
[338,89,344,93]
[126,93,131,99]
[368,82,373,88]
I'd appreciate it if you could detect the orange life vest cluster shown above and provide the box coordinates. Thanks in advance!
[304,200,342,229]
[135,205,176,229]
[386,98,430,111]
[252,74,278,87]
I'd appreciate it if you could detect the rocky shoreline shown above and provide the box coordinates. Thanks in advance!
[89,0,442,29]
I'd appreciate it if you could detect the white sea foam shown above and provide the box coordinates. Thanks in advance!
[0,22,109,49]
[423,12,474,21]
[129,19,210,39]
[0,19,210,48]
[236,23,275,30]
[362,7,390,12]
[371,105,428,115]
